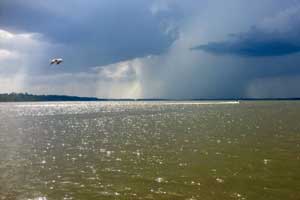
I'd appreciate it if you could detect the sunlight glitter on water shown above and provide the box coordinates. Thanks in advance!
[0,101,300,200]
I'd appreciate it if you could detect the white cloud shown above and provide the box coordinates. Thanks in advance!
[0,28,55,92]
[0,49,18,61]
[95,60,138,81]
[0,29,14,39]
[93,59,144,98]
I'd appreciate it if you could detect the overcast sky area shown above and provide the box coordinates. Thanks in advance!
[1,0,300,98]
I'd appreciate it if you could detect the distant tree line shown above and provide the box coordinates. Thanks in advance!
[0,93,99,102]
[1,93,299,102]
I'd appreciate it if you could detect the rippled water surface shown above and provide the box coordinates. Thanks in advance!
[0,101,299,200]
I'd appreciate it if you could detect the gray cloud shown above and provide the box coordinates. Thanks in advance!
[0,0,180,70]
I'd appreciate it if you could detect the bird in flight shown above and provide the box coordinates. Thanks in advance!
[50,58,63,65]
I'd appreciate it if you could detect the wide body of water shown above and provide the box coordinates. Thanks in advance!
[0,101,299,200]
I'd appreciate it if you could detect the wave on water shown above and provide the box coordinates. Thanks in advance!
[160,101,240,105]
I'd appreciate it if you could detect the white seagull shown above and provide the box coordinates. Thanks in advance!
[50,58,63,65]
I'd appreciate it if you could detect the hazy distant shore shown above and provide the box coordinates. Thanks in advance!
[1,93,300,102]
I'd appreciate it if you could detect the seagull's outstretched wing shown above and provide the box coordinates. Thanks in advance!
[56,59,63,64]
[50,59,56,65]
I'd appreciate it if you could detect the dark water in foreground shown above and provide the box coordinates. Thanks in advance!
[0,101,299,200]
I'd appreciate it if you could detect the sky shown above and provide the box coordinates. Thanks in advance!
[1,0,300,98]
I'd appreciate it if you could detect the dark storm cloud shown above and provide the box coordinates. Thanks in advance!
[0,0,179,69]
[192,6,300,57]
[192,29,300,57]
